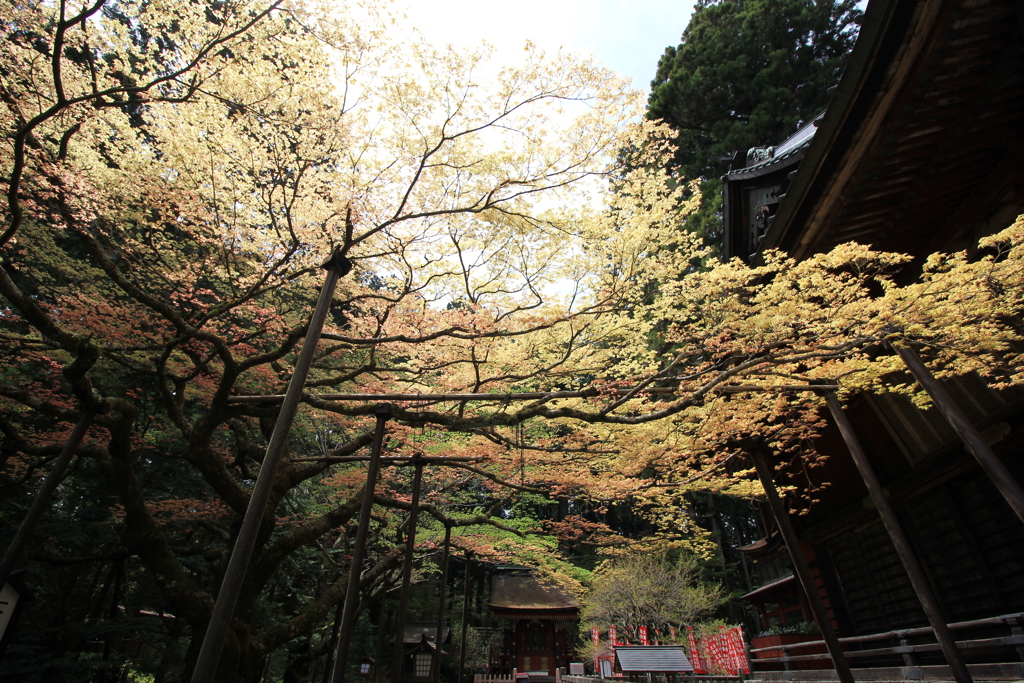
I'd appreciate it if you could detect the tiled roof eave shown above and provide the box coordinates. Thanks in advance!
[723,147,809,180]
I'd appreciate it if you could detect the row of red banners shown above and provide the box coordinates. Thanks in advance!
[686,625,750,675]
[590,625,750,676]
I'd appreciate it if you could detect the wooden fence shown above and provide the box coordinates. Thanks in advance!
[749,611,1024,681]
[560,674,740,683]
[475,671,517,683]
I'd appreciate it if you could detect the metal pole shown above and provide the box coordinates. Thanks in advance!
[190,252,349,683]
[392,457,425,683]
[0,411,94,588]
[826,393,973,683]
[891,343,1024,524]
[749,449,854,683]
[330,405,391,683]
[431,525,452,683]
[457,552,472,683]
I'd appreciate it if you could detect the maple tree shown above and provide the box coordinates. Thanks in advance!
[0,0,642,679]
[2,0,1024,680]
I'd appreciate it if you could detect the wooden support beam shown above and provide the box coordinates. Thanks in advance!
[291,456,481,464]
[826,393,973,683]
[457,553,472,683]
[0,411,94,589]
[749,448,855,683]
[330,405,391,683]
[431,525,452,683]
[191,252,349,683]
[392,458,425,683]
[892,343,1024,525]
[226,385,839,405]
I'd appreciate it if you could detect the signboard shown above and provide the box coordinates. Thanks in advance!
[0,580,23,655]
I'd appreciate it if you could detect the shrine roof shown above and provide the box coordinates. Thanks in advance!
[761,0,1024,262]
[402,623,449,644]
[740,573,798,602]
[488,573,580,612]
[614,646,695,673]
[723,112,823,181]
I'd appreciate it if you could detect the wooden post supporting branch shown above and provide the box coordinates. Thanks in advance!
[457,552,472,683]
[0,411,95,589]
[826,393,973,683]
[749,449,855,683]
[392,457,425,683]
[330,405,391,683]
[431,525,452,683]
[321,601,345,683]
[190,252,350,683]
[891,343,1024,524]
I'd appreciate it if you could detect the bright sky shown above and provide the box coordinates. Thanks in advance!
[397,0,698,95]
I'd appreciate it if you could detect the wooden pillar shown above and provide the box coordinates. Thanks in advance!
[0,410,95,588]
[191,252,350,683]
[748,449,854,683]
[330,405,392,683]
[431,525,452,683]
[392,458,425,683]
[892,343,1024,524]
[322,601,345,683]
[457,552,472,683]
[826,393,972,683]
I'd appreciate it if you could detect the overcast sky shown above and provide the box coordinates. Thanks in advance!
[397,0,699,94]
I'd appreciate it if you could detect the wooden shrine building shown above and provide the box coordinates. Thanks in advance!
[396,623,449,683]
[487,568,579,680]
[719,0,1024,676]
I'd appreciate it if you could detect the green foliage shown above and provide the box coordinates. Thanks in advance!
[461,626,504,672]
[581,554,724,630]
[755,620,820,637]
[646,0,861,244]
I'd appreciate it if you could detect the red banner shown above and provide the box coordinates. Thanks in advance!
[609,625,617,646]
[732,626,750,674]
[639,626,649,646]
[719,626,734,674]
[686,625,707,674]
[683,625,749,676]
[708,632,723,674]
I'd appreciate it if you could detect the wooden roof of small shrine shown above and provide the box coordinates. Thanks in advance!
[614,646,695,673]
[488,572,579,620]
[760,0,1024,263]
[402,623,449,644]
[740,573,798,602]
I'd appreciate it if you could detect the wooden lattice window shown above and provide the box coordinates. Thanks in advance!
[415,653,432,679]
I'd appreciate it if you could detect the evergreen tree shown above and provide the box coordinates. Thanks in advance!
[646,0,862,245]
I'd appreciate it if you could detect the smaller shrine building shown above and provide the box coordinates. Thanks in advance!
[488,569,580,680]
